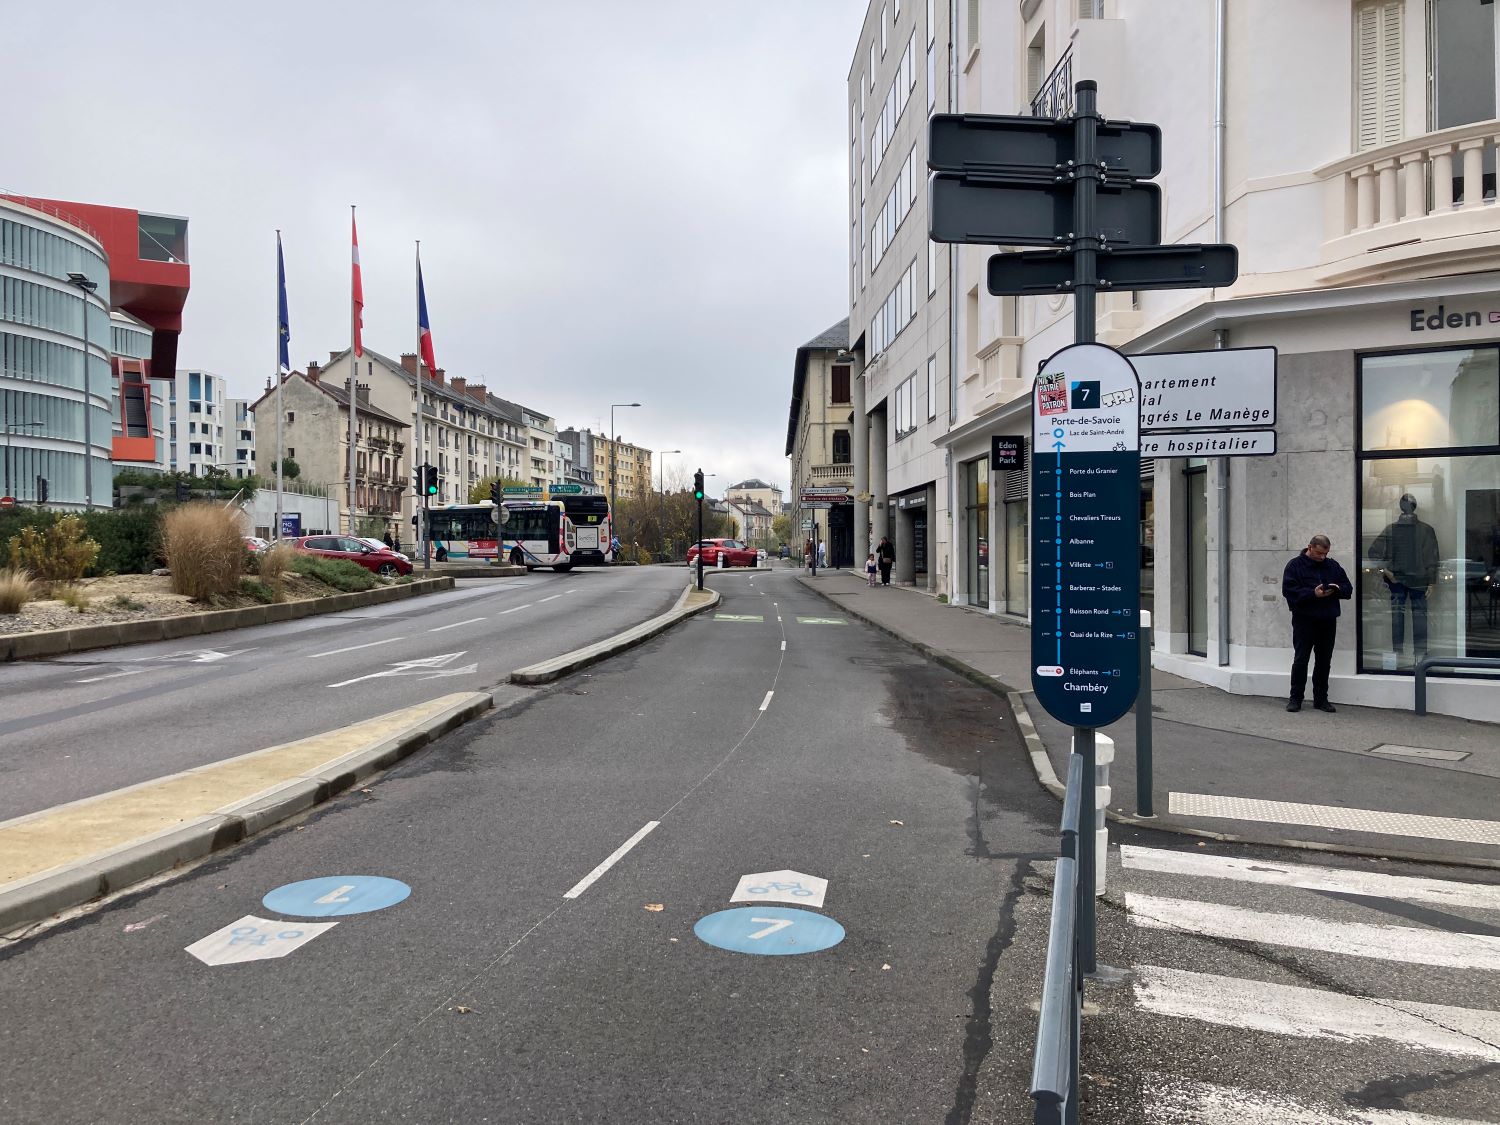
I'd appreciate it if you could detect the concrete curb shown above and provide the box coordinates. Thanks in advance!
[0,692,492,936]
[509,584,722,685]
[0,576,457,663]
[797,577,1500,871]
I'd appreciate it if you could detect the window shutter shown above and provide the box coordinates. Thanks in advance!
[1356,0,1403,151]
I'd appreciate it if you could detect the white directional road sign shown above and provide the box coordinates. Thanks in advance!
[185,915,339,965]
[1131,346,1276,433]
[731,869,828,908]
[1140,429,1276,458]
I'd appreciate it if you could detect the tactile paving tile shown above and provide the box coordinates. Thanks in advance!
[1168,792,1500,846]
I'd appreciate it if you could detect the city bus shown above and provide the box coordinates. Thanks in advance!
[423,501,573,571]
[559,493,613,565]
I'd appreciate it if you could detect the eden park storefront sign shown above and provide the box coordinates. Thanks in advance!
[1409,304,1500,332]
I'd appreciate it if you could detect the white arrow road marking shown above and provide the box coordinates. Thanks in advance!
[308,637,403,659]
[313,885,356,904]
[327,652,478,688]
[162,648,257,663]
[74,668,150,684]
[428,617,486,632]
[748,918,794,940]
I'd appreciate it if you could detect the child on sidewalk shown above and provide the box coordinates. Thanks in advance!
[865,552,878,587]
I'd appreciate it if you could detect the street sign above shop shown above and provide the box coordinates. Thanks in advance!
[1030,343,1142,729]
[1131,347,1277,433]
[991,435,1025,470]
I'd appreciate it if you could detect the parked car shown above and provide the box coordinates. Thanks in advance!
[291,534,413,577]
[243,536,271,554]
[686,538,759,568]
[356,536,410,563]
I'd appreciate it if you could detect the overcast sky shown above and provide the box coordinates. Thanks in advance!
[11,1,865,493]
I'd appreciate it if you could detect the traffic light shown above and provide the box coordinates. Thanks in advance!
[35,476,48,504]
[424,465,439,497]
[693,470,704,501]
[175,480,190,502]
[489,479,502,505]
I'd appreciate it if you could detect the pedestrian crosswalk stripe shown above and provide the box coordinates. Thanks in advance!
[1126,893,1500,970]
[1146,1078,1495,1125]
[713,614,764,622]
[1121,845,1500,911]
[1133,965,1500,1061]
[1168,792,1500,846]
[795,616,846,625]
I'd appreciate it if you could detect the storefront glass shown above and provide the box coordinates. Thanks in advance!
[1005,498,1028,615]
[1140,477,1155,619]
[1185,463,1209,656]
[1358,347,1500,671]
[964,457,989,608]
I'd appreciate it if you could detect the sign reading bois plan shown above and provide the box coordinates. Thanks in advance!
[1030,343,1142,728]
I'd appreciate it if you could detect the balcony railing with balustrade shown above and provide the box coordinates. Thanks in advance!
[1315,119,1500,282]
[1030,52,1074,120]
[810,463,853,482]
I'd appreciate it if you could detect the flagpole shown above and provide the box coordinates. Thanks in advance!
[415,239,426,570]
[348,204,359,537]
[275,230,284,542]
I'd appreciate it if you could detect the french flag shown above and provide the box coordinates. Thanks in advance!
[417,251,437,375]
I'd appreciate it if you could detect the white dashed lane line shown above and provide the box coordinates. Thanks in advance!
[759,691,774,712]
[563,822,660,899]
[498,604,533,615]
[428,617,486,633]
[306,637,403,659]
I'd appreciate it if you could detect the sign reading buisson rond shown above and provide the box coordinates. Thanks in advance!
[1030,343,1142,728]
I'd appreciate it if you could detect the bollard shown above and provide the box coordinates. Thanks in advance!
[1071,731,1114,896]
[716,550,724,570]
[1136,609,1155,817]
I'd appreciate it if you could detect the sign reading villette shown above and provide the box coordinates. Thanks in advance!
[1029,343,1142,729]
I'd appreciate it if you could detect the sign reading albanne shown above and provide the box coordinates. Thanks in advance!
[1031,343,1142,728]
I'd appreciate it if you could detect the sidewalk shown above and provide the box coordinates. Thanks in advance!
[798,569,1500,868]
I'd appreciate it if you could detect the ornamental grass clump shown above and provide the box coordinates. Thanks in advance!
[255,543,294,602]
[0,567,37,614]
[161,505,245,600]
[7,516,99,583]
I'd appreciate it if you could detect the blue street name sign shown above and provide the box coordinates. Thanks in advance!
[1030,343,1142,728]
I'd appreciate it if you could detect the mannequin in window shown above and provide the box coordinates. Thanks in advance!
[1369,493,1440,661]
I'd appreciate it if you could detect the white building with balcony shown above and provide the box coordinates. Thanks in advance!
[890,0,1500,721]
[168,369,230,478]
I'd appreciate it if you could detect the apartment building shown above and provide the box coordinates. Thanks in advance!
[846,0,955,593]
[914,0,1500,721]
[168,369,230,477]
[557,428,601,492]
[592,433,654,501]
[227,397,255,479]
[786,318,858,566]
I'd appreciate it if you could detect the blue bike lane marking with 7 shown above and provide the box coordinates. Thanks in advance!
[262,875,411,918]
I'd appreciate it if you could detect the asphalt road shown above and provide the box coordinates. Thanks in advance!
[0,570,1062,1124]
[0,565,686,820]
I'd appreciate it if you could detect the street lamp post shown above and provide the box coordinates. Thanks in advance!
[609,402,640,560]
[66,272,99,510]
[657,448,680,560]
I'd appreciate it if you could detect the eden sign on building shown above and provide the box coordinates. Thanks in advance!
[1409,304,1500,332]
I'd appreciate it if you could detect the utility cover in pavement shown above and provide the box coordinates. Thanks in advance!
[731,870,828,908]
[694,907,845,955]
[262,876,411,917]
[185,915,339,965]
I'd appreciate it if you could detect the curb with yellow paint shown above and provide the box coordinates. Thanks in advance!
[0,692,491,935]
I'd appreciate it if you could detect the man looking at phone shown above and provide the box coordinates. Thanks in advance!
[1281,534,1354,713]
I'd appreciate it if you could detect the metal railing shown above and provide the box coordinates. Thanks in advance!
[1,192,100,241]
[1031,741,1097,1123]
[1414,656,1500,715]
[1030,52,1074,120]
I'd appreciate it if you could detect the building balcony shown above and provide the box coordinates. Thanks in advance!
[809,463,853,483]
[1315,119,1500,286]
[367,436,390,451]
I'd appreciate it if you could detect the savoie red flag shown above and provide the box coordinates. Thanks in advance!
[417,250,437,375]
[351,211,365,358]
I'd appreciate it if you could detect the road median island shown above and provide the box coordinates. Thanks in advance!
[509,583,721,685]
[0,691,492,936]
[0,576,457,663]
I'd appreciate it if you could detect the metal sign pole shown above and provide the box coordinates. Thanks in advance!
[696,473,704,591]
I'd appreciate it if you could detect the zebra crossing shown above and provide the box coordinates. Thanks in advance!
[1108,843,1500,1123]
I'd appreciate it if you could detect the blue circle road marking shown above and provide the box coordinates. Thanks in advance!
[262,876,411,918]
[693,906,845,956]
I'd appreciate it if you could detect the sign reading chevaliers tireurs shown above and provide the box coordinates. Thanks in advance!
[1030,343,1142,728]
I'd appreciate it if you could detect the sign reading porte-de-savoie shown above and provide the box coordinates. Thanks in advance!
[1030,343,1142,728]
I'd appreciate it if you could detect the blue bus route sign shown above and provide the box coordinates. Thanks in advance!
[1030,342,1142,728]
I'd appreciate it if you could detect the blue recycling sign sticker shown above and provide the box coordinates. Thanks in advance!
[693,906,845,956]
[262,876,411,918]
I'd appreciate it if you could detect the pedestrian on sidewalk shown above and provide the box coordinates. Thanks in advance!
[865,552,878,586]
[381,530,394,550]
[805,537,814,569]
[817,539,827,568]
[876,536,895,586]
[1281,534,1353,713]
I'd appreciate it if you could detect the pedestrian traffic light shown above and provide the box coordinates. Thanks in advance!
[424,465,439,496]
[693,470,704,501]
[490,479,502,505]
[35,475,48,504]
[175,480,190,502]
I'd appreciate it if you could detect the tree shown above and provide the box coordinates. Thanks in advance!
[771,512,792,548]
[468,474,531,504]
[270,458,301,480]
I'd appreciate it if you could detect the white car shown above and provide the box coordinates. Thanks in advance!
[357,536,410,562]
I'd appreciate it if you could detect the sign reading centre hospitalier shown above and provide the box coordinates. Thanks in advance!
[1030,343,1142,728]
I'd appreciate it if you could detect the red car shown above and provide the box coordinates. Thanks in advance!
[291,534,413,577]
[687,538,759,568]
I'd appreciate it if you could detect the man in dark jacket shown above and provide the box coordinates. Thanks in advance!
[876,536,896,586]
[1368,494,1440,660]
[1282,534,1354,713]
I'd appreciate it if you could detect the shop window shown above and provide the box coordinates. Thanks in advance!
[1358,346,1500,673]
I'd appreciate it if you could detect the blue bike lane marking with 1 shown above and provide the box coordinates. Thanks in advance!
[262,875,411,918]
[694,907,845,956]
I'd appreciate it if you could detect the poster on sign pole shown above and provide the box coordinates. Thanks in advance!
[1030,342,1142,729]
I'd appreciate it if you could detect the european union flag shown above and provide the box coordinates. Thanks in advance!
[277,232,291,372]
